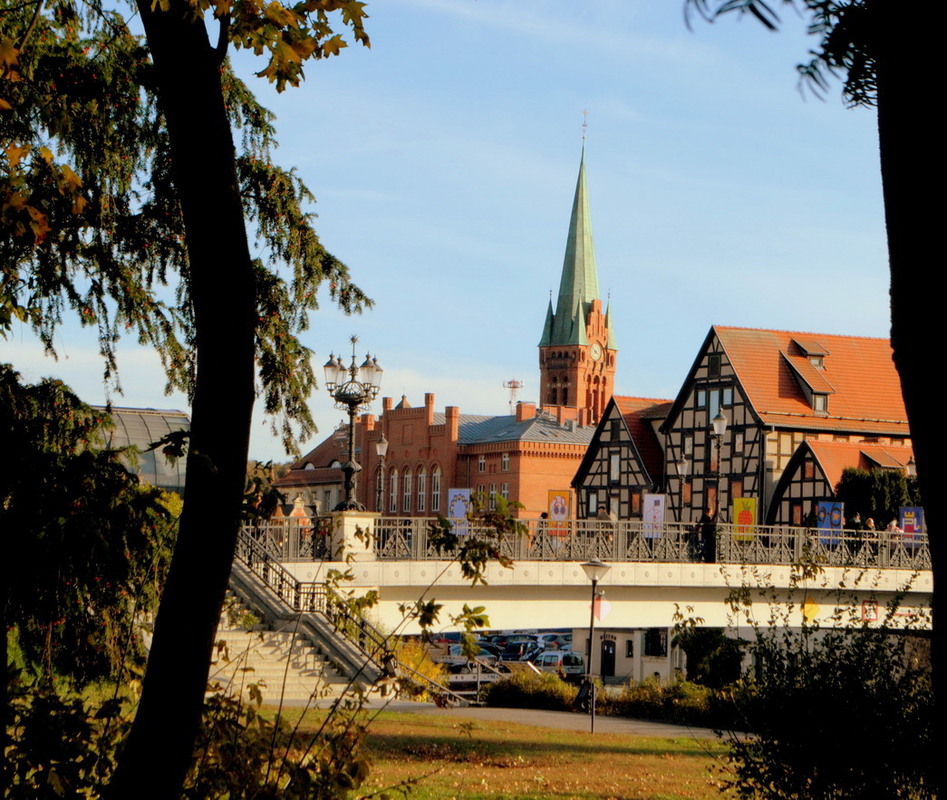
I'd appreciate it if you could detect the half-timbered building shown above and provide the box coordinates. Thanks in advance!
[768,439,915,526]
[572,396,672,519]
[659,326,910,524]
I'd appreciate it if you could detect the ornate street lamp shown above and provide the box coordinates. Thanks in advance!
[580,557,611,734]
[323,335,383,511]
[674,454,690,524]
[710,410,728,522]
[375,433,389,512]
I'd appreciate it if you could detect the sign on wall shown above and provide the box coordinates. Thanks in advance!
[547,490,571,535]
[817,501,843,546]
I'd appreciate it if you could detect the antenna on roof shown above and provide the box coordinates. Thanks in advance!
[582,108,589,143]
[504,379,525,414]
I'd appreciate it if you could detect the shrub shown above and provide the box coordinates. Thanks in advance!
[607,676,737,729]
[483,671,578,711]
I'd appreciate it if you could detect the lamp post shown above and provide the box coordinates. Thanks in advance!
[710,410,728,522]
[323,335,383,511]
[674,454,690,523]
[375,433,389,512]
[580,557,611,734]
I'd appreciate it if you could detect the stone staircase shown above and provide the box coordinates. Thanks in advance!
[210,601,352,706]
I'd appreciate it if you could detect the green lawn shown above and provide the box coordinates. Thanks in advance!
[288,709,732,800]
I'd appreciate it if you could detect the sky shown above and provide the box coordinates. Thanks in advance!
[3,1,890,462]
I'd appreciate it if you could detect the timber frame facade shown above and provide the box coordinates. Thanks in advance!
[658,327,911,525]
[572,396,671,519]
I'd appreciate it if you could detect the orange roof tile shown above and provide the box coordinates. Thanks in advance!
[806,439,914,492]
[715,326,909,436]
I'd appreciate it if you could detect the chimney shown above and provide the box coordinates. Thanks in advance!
[516,401,536,422]
[425,392,435,424]
[446,406,460,441]
[382,396,393,413]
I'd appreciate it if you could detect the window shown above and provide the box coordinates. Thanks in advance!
[501,452,510,471]
[588,492,599,516]
[608,451,620,483]
[684,435,693,456]
[644,629,668,658]
[722,386,733,407]
[610,418,621,438]
[734,430,744,454]
[813,394,828,412]
[501,482,509,500]
[731,479,743,501]
[791,501,803,526]
[489,484,496,510]
[431,466,441,512]
[417,467,427,512]
[803,460,815,480]
[388,469,398,513]
[626,639,634,658]
[708,353,721,378]
[631,492,641,515]
[696,389,707,409]
[478,455,486,473]
[402,469,412,513]
[682,481,692,506]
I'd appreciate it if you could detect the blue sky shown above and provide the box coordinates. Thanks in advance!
[3,1,890,462]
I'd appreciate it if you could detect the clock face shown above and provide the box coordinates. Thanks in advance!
[590,342,603,361]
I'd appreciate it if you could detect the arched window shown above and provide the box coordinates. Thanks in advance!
[417,467,427,513]
[403,468,412,513]
[431,465,442,512]
[388,468,398,513]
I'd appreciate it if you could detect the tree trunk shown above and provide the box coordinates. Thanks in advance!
[107,5,256,797]
[873,2,944,791]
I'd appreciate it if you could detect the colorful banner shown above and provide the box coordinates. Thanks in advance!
[732,497,757,542]
[900,506,924,546]
[642,493,665,539]
[447,488,470,535]
[547,490,571,536]
[817,501,843,546]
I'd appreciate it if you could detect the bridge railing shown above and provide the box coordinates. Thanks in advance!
[239,518,331,562]
[372,517,931,571]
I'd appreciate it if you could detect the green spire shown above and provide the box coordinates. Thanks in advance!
[544,147,601,346]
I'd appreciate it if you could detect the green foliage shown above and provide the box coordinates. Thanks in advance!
[0,0,369,452]
[606,677,737,729]
[675,627,744,689]
[1,365,176,683]
[835,466,921,526]
[720,566,934,799]
[483,671,579,712]
[686,1,878,107]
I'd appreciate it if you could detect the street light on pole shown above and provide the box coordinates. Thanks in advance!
[580,557,611,734]
[375,433,389,512]
[323,335,383,511]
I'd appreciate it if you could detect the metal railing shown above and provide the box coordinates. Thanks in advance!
[372,517,931,571]
[239,518,332,562]
[234,527,465,704]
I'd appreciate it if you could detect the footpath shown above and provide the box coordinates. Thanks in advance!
[360,699,721,740]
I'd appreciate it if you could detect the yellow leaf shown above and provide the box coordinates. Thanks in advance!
[5,144,29,168]
[60,164,83,191]
[321,34,346,57]
[0,98,11,111]
[39,146,54,164]
[0,38,19,68]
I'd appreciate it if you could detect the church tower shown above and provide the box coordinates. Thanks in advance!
[538,148,617,425]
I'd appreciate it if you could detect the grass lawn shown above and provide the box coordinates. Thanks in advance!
[285,708,732,800]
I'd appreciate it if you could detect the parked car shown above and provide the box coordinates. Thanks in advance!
[500,641,543,662]
[533,650,585,682]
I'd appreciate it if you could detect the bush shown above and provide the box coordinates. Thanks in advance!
[606,676,737,729]
[483,671,578,711]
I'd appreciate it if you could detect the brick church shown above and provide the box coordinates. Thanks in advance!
[277,148,618,518]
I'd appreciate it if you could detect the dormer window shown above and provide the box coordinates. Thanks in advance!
[809,355,824,369]
[813,394,828,412]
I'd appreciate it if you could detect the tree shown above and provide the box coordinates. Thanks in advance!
[1,364,175,683]
[2,1,370,795]
[835,466,920,527]
[686,0,945,789]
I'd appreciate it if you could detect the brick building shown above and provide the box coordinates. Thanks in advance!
[278,148,617,517]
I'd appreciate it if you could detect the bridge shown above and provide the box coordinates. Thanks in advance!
[241,514,932,637]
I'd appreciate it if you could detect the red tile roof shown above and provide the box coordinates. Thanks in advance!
[715,326,909,436]
[806,439,915,492]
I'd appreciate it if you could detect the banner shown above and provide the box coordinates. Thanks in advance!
[642,493,664,539]
[547,490,571,536]
[817,501,843,546]
[732,497,757,542]
[447,488,470,535]
[900,506,924,547]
